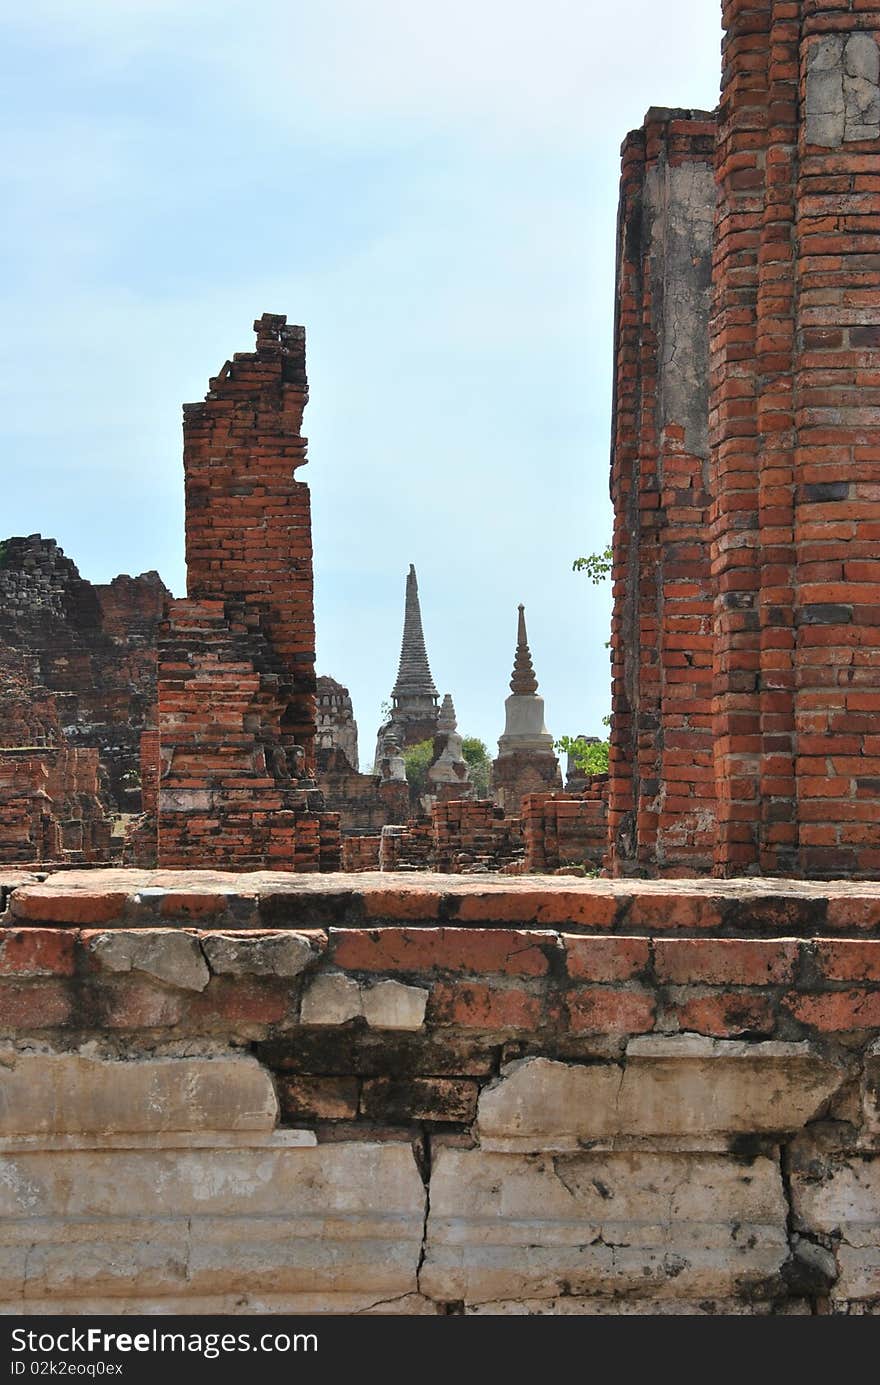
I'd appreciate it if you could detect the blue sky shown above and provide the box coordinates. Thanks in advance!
[0,0,722,763]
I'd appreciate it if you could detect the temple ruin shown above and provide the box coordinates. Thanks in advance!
[1,0,880,1318]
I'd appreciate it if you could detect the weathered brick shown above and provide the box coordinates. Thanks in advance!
[331,927,554,977]
[673,992,776,1038]
[275,1074,358,1121]
[566,986,655,1035]
[187,978,291,1028]
[626,896,725,932]
[654,938,798,985]
[360,1076,478,1124]
[429,982,541,1032]
[0,981,72,1028]
[10,889,128,926]
[785,989,880,1033]
[564,935,650,982]
[814,939,880,982]
[361,890,440,922]
[0,928,76,977]
[94,979,184,1029]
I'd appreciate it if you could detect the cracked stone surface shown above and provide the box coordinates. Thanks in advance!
[86,930,210,992]
[476,1043,843,1151]
[806,34,880,145]
[201,932,317,978]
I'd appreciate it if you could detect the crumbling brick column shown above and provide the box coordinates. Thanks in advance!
[609,109,718,875]
[157,316,340,870]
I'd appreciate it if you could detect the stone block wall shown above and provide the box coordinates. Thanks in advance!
[1,868,880,1313]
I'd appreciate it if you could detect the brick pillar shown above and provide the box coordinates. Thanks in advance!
[157,316,341,871]
[794,5,880,875]
[710,1,799,875]
[609,108,718,875]
[710,1,880,877]
[183,313,315,769]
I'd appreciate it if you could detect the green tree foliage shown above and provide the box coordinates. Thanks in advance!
[403,739,435,796]
[461,737,491,797]
[403,735,493,798]
[555,735,610,775]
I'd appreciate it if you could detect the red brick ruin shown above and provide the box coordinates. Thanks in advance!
[609,0,880,880]
[153,314,340,870]
[2,3,879,883]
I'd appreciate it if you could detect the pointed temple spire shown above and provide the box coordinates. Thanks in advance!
[509,604,539,696]
[391,564,438,703]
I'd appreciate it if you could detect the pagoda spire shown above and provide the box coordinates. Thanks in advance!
[509,604,539,696]
[391,564,438,702]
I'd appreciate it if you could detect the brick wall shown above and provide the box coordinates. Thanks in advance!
[490,750,562,818]
[379,822,433,871]
[0,748,111,865]
[432,799,523,874]
[316,747,404,833]
[2,868,880,1313]
[522,785,608,873]
[708,0,880,877]
[0,536,168,813]
[341,835,381,872]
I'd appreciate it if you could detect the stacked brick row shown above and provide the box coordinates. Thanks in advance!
[608,109,718,876]
[432,800,523,873]
[156,316,340,871]
[7,873,880,1047]
[341,835,382,872]
[379,823,433,871]
[521,786,608,872]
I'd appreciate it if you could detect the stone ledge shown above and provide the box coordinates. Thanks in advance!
[6,868,880,935]
[0,1054,278,1136]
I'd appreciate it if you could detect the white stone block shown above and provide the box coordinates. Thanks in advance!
[0,1054,277,1138]
[299,973,362,1025]
[477,1042,842,1151]
[421,1147,786,1303]
[362,980,428,1031]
